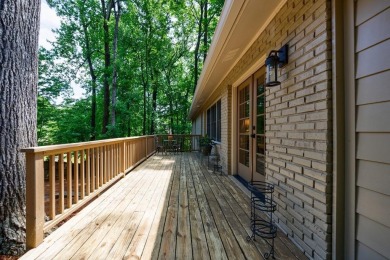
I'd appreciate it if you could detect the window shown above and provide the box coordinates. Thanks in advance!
[206,100,221,142]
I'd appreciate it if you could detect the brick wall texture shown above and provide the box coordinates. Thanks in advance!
[194,0,333,258]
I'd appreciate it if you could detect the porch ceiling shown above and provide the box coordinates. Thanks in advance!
[189,0,285,119]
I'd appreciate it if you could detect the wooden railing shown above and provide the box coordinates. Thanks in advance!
[21,135,155,249]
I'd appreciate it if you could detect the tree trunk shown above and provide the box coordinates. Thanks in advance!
[150,68,157,135]
[101,0,112,135]
[0,0,40,255]
[143,83,147,135]
[110,1,121,134]
[203,0,208,62]
[193,0,203,93]
[81,15,97,141]
[126,102,131,136]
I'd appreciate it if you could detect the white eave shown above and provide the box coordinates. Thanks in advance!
[189,0,286,120]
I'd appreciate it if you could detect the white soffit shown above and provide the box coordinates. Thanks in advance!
[189,0,285,119]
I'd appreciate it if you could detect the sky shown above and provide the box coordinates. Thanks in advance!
[39,0,60,49]
[39,0,85,100]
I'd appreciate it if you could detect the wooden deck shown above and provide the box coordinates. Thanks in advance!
[21,153,306,260]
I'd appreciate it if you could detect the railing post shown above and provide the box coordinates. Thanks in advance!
[121,140,126,177]
[145,137,148,158]
[25,151,45,249]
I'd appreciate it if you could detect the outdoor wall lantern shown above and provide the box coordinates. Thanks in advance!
[265,44,288,87]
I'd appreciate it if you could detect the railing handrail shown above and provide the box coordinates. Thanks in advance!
[156,134,202,136]
[21,135,155,154]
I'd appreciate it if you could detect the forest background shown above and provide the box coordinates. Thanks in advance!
[38,0,224,145]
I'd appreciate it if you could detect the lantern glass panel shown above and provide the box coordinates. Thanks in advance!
[265,55,279,86]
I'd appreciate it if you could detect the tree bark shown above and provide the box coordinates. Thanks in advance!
[110,0,121,134]
[193,0,203,93]
[203,0,208,62]
[81,12,97,141]
[100,0,113,135]
[0,0,40,255]
[150,68,157,135]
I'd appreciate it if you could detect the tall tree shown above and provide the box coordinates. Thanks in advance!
[46,0,102,141]
[0,0,40,255]
[80,2,99,140]
[110,0,121,133]
[100,0,113,135]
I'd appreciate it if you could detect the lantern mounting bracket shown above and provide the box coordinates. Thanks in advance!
[264,44,289,87]
[267,44,288,67]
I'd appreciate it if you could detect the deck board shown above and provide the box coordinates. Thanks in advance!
[21,153,307,260]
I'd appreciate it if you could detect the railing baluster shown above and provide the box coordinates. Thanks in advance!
[106,145,110,179]
[49,155,55,220]
[73,151,79,204]
[99,147,103,187]
[95,147,99,190]
[91,148,95,193]
[112,145,115,177]
[86,149,90,196]
[103,146,107,184]
[59,153,64,214]
[113,144,119,175]
[121,141,125,175]
[66,152,72,209]
[109,145,112,179]
[80,149,85,200]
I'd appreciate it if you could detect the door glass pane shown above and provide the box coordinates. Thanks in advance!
[240,135,249,150]
[256,136,265,154]
[239,150,250,167]
[240,102,250,118]
[257,95,264,114]
[245,86,249,101]
[257,83,264,95]
[257,115,264,134]
[240,85,249,103]
[256,154,265,175]
[239,119,250,133]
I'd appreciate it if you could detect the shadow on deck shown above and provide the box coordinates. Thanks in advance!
[21,153,306,259]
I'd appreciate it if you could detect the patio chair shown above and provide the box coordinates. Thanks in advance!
[208,142,222,174]
[155,136,164,154]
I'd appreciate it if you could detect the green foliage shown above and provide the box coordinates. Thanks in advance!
[38,0,223,145]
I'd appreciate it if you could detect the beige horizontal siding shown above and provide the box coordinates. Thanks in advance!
[356,215,390,258]
[356,241,388,260]
[356,102,390,132]
[357,70,390,105]
[355,1,390,259]
[357,160,390,196]
[356,0,389,25]
[356,8,390,51]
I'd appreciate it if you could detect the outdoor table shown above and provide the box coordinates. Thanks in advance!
[163,140,177,153]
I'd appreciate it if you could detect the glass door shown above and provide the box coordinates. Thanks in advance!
[252,69,266,181]
[237,77,252,182]
[237,68,266,182]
